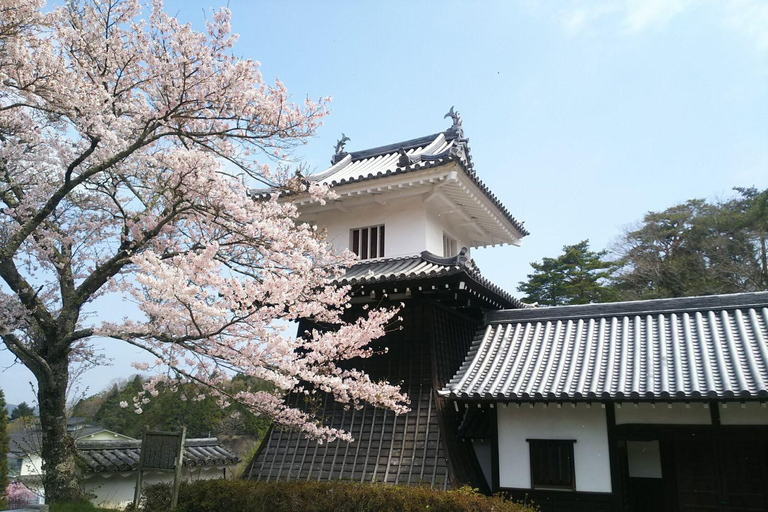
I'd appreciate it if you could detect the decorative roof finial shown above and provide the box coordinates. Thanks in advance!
[397,148,412,167]
[334,133,350,156]
[444,106,463,137]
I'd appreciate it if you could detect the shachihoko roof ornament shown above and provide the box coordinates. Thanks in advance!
[444,106,464,139]
[332,133,351,164]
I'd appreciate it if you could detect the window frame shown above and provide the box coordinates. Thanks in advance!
[527,439,577,491]
[350,225,385,260]
[9,456,23,476]
[442,232,458,257]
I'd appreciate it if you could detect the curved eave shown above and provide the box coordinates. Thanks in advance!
[339,251,528,310]
[293,160,526,249]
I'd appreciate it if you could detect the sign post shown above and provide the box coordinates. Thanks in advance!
[133,427,187,510]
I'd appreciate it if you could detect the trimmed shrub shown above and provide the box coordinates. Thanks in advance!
[142,480,536,512]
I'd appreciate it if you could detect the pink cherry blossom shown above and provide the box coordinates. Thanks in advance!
[0,0,406,501]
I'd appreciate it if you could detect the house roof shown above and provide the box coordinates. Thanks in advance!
[341,248,529,310]
[9,432,35,454]
[76,438,239,473]
[440,291,768,402]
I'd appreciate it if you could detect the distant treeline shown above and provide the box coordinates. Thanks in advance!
[73,374,271,439]
[518,187,768,305]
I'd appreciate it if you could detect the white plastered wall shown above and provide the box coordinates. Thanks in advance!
[497,404,612,493]
[309,196,428,258]
[425,202,473,257]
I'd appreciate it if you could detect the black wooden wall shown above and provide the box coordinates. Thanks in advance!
[244,298,487,489]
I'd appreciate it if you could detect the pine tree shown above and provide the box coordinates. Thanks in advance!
[10,402,34,420]
[518,240,615,306]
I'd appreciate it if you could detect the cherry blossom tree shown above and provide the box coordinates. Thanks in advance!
[0,0,407,502]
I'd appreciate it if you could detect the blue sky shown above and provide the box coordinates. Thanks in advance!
[3,0,767,405]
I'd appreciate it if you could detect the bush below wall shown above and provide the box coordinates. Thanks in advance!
[141,480,537,512]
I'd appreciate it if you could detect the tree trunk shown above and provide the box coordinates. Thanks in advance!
[37,357,82,503]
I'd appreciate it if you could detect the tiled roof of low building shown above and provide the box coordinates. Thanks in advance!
[76,438,239,473]
[440,291,768,402]
[342,249,529,310]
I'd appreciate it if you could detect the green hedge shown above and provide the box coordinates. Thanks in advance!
[141,480,537,512]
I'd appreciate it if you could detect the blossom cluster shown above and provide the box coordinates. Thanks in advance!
[0,0,407,442]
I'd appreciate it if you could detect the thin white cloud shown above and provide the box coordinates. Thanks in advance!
[621,0,693,34]
[560,2,621,35]
[723,0,768,51]
[556,0,768,52]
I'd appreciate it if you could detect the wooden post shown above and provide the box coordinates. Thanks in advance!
[133,427,148,510]
[171,427,187,510]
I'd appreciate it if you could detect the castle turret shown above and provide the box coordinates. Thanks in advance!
[245,111,528,490]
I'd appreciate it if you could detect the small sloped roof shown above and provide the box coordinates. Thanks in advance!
[77,438,239,473]
[441,291,768,402]
[9,432,36,454]
[341,249,529,310]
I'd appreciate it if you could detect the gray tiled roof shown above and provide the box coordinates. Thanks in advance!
[252,127,529,239]
[441,292,768,401]
[76,438,238,472]
[342,249,528,310]
[313,128,529,237]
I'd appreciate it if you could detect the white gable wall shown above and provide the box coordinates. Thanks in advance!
[497,404,612,493]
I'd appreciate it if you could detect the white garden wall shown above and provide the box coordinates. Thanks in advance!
[83,466,227,509]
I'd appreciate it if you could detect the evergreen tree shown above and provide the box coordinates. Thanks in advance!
[92,376,269,439]
[0,389,10,510]
[518,240,615,306]
[10,402,35,420]
[612,190,768,300]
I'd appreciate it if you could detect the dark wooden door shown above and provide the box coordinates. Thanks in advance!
[718,441,768,512]
[675,438,768,512]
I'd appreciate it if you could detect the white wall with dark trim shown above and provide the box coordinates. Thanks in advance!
[496,404,612,493]
[311,196,428,258]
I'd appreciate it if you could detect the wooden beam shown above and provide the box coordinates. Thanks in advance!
[436,191,491,240]
[424,187,442,205]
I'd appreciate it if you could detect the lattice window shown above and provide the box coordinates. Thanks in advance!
[443,233,458,257]
[351,225,385,260]
[528,439,576,490]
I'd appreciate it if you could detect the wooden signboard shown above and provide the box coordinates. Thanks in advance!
[133,427,186,510]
